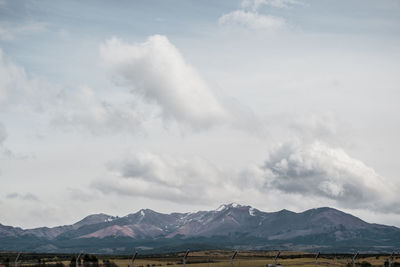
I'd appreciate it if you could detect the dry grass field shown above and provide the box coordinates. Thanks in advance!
[4,250,399,267]
[87,251,400,267]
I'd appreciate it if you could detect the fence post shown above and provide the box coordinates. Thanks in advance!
[231,251,238,267]
[274,251,280,267]
[15,252,21,267]
[131,251,138,267]
[76,253,82,267]
[183,249,190,267]
[315,252,320,267]
[388,252,394,267]
[352,252,359,267]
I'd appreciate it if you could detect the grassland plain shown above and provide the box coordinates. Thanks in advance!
[2,251,399,267]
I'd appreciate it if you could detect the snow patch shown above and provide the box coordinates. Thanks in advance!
[249,207,256,216]
[216,204,227,211]
[140,210,145,217]
[216,203,241,211]
[105,216,117,222]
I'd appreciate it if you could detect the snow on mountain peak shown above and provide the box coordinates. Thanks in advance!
[249,207,256,216]
[215,203,243,211]
[216,204,227,211]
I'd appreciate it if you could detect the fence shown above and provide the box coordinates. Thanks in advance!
[1,251,399,267]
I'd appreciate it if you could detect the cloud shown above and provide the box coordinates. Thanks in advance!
[241,0,301,10]
[100,35,259,131]
[6,192,39,201]
[67,187,99,202]
[218,0,299,31]
[0,21,47,41]
[0,48,57,112]
[280,112,350,147]
[2,38,254,135]
[93,152,230,204]
[94,141,399,213]
[0,194,69,228]
[52,86,143,135]
[0,48,141,135]
[218,10,285,30]
[0,48,29,107]
[289,113,338,142]
[261,141,398,212]
[0,122,6,145]
[0,122,13,158]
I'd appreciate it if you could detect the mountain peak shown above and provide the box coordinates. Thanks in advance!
[72,213,116,229]
[215,202,245,211]
[278,208,293,213]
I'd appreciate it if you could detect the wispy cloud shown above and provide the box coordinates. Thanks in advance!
[52,86,143,135]
[0,122,12,158]
[218,0,296,31]
[0,122,6,146]
[93,152,226,204]
[218,10,285,30]
[0,48,56,112]
[0,48,143,135]
[6,192,39,201]
[0,21,47,41]
[241,0,301,10]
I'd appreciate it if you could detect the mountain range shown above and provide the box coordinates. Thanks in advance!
[1,203,400,254]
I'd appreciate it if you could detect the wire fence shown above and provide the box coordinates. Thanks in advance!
[1,253,400,267]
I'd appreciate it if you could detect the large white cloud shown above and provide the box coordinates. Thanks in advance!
[99,35,259,131]
[261,141,398,212]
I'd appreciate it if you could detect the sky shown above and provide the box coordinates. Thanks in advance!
[1,0,400,229]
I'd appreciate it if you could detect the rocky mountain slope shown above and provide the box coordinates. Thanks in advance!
[1,203,399,253]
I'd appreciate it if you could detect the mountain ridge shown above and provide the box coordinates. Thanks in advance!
[1,203,399,253]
